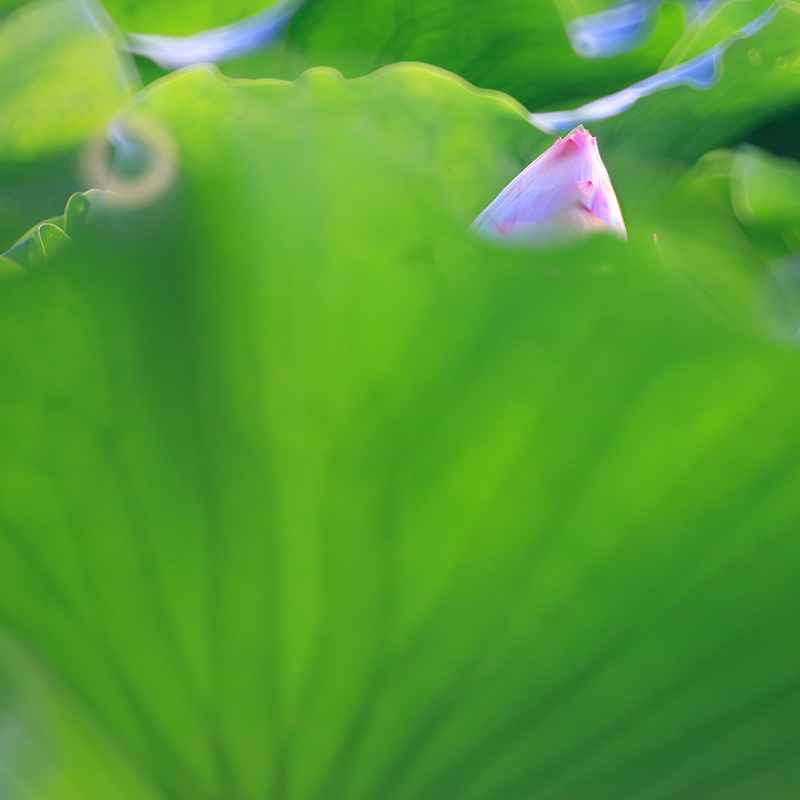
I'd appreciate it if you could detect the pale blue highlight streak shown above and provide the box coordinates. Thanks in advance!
[126,0,303,70]
[567,0,721,60]
[568,0,658,59]
[531,3,780,135]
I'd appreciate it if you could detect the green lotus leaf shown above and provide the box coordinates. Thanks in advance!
[2,64,800,800]
[101,0,288,36]
[731,144,800,234]
[0,257,24,278]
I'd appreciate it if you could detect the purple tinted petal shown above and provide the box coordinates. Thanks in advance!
[529,136,593,185]
[507,126,600,193]
[472,180,597,239]
[589,179,627,237]
[582,135,628,237]
[541,202,608,238]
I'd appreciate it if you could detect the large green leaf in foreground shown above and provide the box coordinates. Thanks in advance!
[3,65,800,799]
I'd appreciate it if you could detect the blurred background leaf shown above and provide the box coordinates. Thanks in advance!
[534,2,800,173]
[731,143,800,236]
[104,0,691,108]
[102,0,294,35]
[282,0,687,106]
[0,0,138,251]
[1,190,118,271]
[649,142,800,332]
[661,0,773,66]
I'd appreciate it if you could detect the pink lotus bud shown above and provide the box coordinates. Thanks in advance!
[472,125,627,243]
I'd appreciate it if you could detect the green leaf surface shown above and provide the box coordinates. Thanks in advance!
[3,64,800,800]
[0,257,24,278]
[732,144,800,232]
[101,0,285,35]
[3,223,70,271]
[661,0,773,68]
[0,0,25,12]
[0,634,161,800]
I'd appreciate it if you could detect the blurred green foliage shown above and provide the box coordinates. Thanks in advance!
[94,0,688,107]
[589,4,800,168]
[0,0,137,252]
[0,0,136,161]
[4,0,800,798]
[102,0,288,35]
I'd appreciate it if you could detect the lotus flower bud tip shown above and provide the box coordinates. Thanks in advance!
[472,125,627,243]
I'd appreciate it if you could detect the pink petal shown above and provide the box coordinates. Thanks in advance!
[473,125,627,243]
[478,181,596,236]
